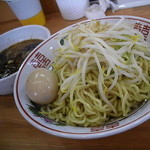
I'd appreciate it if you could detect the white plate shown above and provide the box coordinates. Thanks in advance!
[14,16,150,139]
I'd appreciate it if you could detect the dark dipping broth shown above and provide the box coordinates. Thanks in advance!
[0,39,43,79]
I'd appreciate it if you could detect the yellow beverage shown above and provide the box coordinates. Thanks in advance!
[20,10,46,26]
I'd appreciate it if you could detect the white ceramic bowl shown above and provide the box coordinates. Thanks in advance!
[14,16,150,139]
[0,25,50,95]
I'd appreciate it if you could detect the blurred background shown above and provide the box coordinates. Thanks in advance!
[0,0,150,33]
[0,0,59,23]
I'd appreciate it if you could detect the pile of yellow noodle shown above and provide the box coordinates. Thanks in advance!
[40,19,150,127]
